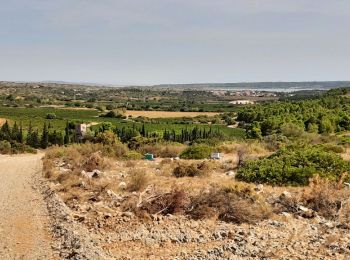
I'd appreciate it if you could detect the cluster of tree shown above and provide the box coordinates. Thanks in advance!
[114,124,158,143]
[237,96,350,138]
[163,127,224,143]
[101,109,126,119]
[0,119,229,153]
[0,121,23,143]
[94,122,227,144]
[0,121,68,151]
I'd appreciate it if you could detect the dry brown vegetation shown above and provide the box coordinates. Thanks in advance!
[122,187,188,217]
[43,143,350,228]
[172,161,213,178]
[186,183,272,223]
[126,170,149,192]
[137,143,186,158]
[273,175,350,226]
[43,143,272,225]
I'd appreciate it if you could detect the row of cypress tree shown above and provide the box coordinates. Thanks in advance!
[0,121,68,149]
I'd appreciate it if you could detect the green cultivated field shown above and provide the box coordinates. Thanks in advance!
[0,106,245,139]
[0,107,99,129]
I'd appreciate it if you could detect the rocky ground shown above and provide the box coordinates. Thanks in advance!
[43,155,350,259]
[63,192,350,260]
[1,152,349,259]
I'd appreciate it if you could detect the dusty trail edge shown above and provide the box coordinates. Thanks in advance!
[0,152,110,260]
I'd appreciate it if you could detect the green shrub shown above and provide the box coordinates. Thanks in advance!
[102,110,124,118]
[95,130,119,145]
[318,144,345,154]
[10,141,37,154]
[45,113,57,119]
[0,140,36,154]
[180,145,213,159]
[237,146,350,186]
[280,123,305,138]
[0,140,11,154]
[124,151,143,160]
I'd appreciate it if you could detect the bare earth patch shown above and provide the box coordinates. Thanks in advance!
[126,110,219,118]
[39,105,96,110]
[341,147,350,161]
[0,118,7,126]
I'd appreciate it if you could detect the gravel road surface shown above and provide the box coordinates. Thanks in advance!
[0,153,56,259]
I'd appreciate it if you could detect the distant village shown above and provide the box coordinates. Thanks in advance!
[209,89,278,98]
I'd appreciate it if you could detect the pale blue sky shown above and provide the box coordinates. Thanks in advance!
[1,0,350,85]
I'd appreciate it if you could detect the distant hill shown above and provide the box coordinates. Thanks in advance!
[153,81,350,91]
[1,80,350,92]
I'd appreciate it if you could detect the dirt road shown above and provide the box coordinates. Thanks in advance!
[0,153,56,259]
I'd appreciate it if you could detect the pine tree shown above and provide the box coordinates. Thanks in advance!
[58,132,64,146]
[26,122,33,145]
[32,130,40,148]
[141,124,146,137]
[64,122,70,145]
[1,120,11,141]
[41,123,49,148]
[19,123,23,143]
[11,121,19,141]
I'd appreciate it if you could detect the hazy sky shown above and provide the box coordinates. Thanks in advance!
[1,0,350,85]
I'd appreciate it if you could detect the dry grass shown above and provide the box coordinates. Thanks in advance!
[338,202,350,228]
[159,158,173,166]
[43,144,116,207]
[44,144,350,227]
[138,143,186,158]
[124,160,137,168]
[124,187,188,217]
[125,110,219,118]
[83,151,113,172]
[275,175,350,224]
[46,142,128,160]
[172,161,214,178]
[127,169,150,192]
[186,182,271,224]
[341,148,350,161]
[42,158,57,179]
[218,142,269,170]
[301,175,349,219]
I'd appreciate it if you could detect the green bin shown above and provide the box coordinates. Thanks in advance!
[145,153,154,161]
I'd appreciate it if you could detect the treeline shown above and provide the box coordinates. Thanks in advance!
[0,120,229,152]
[0,121,66,149]
[103,123,226,143]
[163,127,223,143]
[237,96,350,138]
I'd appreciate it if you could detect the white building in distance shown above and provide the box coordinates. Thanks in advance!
[229,100,255,105]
